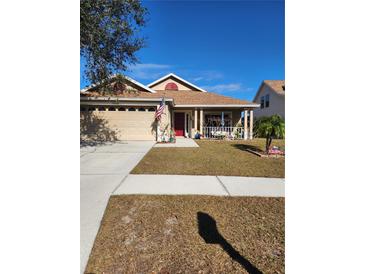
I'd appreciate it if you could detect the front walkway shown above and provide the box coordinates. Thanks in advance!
[113,174,285,197]
[80,141,155,273]
[154,137,199,147]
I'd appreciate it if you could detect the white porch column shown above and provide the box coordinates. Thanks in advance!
[194,109,198,134]
[200,109,203,134]
[244,109,248,140]
[249,109,253,140]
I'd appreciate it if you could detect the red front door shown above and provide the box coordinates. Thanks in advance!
[174,113,185,136]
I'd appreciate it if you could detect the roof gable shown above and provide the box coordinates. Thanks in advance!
[81,75,156,94]
[264,80,285,95]
[148,73,207,92]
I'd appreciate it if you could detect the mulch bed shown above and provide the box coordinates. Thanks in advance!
[85,195,284,274]
[246,148,285,158]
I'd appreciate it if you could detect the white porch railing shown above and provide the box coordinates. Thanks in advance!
[202,127,245,139]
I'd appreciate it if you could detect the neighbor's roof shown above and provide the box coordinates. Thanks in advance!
[253,80,285,102]
[264,80,285,95]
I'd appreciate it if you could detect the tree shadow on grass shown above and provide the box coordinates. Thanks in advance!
[232,144,264,153]
[197,212,263,274]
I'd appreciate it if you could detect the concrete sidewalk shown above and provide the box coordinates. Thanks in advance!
[113,174,285,197]
[154,138,199,148]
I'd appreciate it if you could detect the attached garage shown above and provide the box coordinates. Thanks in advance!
[97,109,156,140]
[80,94,173,143]
[80,106,158,141]
[80,75,180,143]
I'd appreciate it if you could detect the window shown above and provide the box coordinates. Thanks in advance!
[265,94,270,108]
[98,106,106,111]
[80,107,86,112]
[88,106,95,111]
[109,107,116,111]
[147,107,155,112]
[138,108,145,112]
[118,107,126,111]
[204,114,232,127]
[128,107,136,111]
[260,96,265,109]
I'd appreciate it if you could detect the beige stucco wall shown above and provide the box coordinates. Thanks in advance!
[157,104,172,139]
[150,78,196,91]
[253,85,285,119]
[80,110,157,141]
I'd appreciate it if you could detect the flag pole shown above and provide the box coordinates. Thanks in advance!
[156,101,160,142]
[156,97,166,142]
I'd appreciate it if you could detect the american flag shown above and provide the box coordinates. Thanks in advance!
[155,97,165,120]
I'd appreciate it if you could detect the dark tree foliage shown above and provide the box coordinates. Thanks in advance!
[254,115,285,153]
[80,0,147,91]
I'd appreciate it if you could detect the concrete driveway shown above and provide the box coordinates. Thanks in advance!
[80,141,155,273]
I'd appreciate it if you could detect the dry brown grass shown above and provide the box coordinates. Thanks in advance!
[85,195,284,274]
[131,138,285,178]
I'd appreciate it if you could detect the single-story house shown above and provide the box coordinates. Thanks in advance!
[253,80,285,120]
[80,73,260,141]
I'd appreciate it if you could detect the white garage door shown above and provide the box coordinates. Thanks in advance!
[81,108,156,141]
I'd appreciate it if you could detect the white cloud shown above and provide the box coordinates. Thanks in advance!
[202,83,240,92]
[127,63,172,80]
[131,63,171,70]
[201,83,253,93]
[192,76,204,81]
[188,70,224,82]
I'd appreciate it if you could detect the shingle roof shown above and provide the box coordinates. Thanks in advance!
[264,80,285,95]
[81,75,258,106]
[155,90,255,105]
[81,89,256,106]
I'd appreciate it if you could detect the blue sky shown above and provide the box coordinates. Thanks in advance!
[80,0,284,101]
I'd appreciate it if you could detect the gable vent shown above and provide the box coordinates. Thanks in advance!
[165,82,178,91]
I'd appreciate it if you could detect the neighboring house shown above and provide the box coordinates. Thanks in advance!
[80,73,259,141]
[253,80,285,120]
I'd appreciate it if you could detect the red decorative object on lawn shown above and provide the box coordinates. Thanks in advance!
[268,146,285,155]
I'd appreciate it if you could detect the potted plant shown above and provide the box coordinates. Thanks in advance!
[159,124,170,143]
[169,128,176,143]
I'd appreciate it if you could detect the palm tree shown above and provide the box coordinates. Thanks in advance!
[254,115,285,153]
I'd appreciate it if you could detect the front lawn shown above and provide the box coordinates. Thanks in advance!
[132,138,285,178]
[85,195,284,274]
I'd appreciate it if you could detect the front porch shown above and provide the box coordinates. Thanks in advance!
[170,107,255,140]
